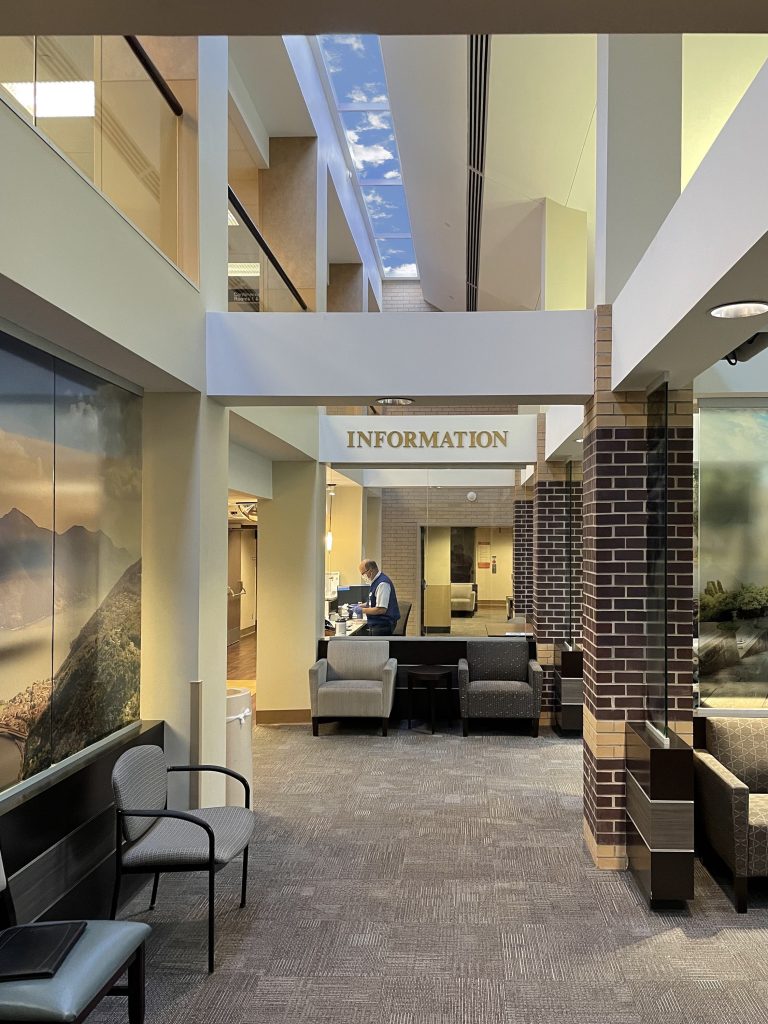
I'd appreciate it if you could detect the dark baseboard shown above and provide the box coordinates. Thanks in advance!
[254,708,311,724]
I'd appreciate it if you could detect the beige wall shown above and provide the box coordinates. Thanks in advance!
[256,461,325,714]
[239,527,257,634]
[326,483,364,587]
[381,280,439,312]
[475,526,513,603]
[259,137,318,311]
[328,263,363,311]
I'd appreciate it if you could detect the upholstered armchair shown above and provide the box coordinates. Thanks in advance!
[450,583,476,616]
[458,638,543,736]
[309,640,397,736]
[695,717,768,912]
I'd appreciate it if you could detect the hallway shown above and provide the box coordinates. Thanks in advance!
[101,725,768,1024]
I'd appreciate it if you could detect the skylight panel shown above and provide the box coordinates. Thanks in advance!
[318,33,418,280]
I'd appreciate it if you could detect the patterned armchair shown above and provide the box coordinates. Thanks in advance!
[694,717,768,912]
[458,638,543,737]
[309,640,397,736]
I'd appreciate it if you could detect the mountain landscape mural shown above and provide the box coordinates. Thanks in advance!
[0,329,142,793]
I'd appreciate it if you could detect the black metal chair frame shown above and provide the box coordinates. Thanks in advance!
[0,874,145,1024]
[110,764,250,973]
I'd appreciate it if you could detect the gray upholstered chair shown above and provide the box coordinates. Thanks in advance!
[309,640,397,736]
[110,745,255,972]
[459,638,543,737]
[0,846,149,1024]
[695,717,768,912]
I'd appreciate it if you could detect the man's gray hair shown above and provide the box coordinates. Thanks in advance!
[362,559,378,574]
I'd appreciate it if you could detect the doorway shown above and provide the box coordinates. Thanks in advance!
[226,495,259,682]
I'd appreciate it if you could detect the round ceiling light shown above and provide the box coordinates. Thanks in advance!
[376,397,414,406]
[709,301,768,319]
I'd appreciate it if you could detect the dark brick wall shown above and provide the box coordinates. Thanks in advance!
[512,499,533,618]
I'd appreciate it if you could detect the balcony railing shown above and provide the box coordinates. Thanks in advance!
[228,185,307,313]
[0,35,188,274]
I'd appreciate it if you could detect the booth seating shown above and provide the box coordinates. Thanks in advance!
[459,637,543,736]
[450,583,476,616]
[695,717,768,912]
[0,849,149,1024]
[111,745,255,973]
[310,640,397,736]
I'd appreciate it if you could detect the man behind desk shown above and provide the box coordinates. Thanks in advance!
[358,559,400,636]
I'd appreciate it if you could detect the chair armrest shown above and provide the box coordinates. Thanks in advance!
[308,659,328,716]
[527,660,543,709]
[382,657,397,715]
[458,658,470,715]
[117,809,216,865]
[168,765,250,808]
[694,750,749,876]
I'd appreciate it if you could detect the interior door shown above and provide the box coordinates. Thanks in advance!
[422,526,452,634]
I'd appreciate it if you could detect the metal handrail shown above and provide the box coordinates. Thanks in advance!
[123,36,183,117]
[228,185,308,311]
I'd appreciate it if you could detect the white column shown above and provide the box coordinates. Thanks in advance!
[256,461,325,717]
[141,394,229,806]
[594,35,682,305]
[198,36,229,313]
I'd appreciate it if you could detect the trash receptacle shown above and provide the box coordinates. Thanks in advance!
[226,687,253,806]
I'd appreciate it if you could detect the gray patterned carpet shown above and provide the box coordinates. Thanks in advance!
[93,723,768,1024]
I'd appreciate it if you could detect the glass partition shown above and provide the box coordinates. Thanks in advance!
[697,404,768,711]
[0,36,194,274]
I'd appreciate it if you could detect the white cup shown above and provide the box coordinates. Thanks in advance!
[335,620,347,636]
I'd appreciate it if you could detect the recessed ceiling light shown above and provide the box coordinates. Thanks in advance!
[376,397,413,406]
[228,262,260,277]
[710,301,768,319]
[575,439,583,444]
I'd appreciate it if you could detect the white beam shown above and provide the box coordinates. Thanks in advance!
[612,60,768,391]
[358,469,518,488]
[228,62,269,169]
[545,404,584,460]
[206,310,595,405]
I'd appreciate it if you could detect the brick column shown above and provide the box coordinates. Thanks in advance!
[581,306,694,870]
[512,499,533,618]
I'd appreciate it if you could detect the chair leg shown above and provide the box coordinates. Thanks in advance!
[240,845,249,908]
[734,875,748,913]
[110,870,122,920]
[208,867,216,973]
[312,717,319,737]
[381,717,388,737]
[127,944,146,1024]
[462,718,469,737]
[530,717,539,738]
[149,872,160,910]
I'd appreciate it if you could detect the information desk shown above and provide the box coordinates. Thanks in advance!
[318,636,538,723]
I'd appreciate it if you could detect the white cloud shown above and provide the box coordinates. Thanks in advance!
[346,85,389,104]
[385,262,418,278]
[346,136,394,170]
[383,169,401,180]
[330,35,365,52]
[347,86,368,103]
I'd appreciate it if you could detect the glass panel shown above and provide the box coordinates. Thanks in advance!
[99,36,178,262]
[376,237,418,279]
[0,36,35,123]
[363,184,411,236]
[697,406,768,711]
[227,197,305,313]
[319,35,388,108]
[35,36,96,180]
[646,382,669,736]
[339,109,401,183]
[0,332,55,789]
[51,362,142,762]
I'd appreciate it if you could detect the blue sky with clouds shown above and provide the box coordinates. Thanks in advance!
[319,34,418,279]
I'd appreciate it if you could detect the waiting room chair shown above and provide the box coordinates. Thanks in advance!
[393,601,412,635]
[450,583,476,616]
[309,640,397,736]
[459,638,543,736]
[695,717,768,912]
[0,847,149,1024]
[110,745,255,972]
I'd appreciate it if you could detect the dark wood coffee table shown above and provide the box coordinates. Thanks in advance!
[406,665,453,734]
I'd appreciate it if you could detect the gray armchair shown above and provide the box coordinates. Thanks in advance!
[695,717,768,912]
[458,638,543,736]
[310,640,397,736]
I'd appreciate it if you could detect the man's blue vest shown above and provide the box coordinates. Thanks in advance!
[368,572,400,629]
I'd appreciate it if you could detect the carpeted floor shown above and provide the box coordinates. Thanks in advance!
[94,723,768,1024]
